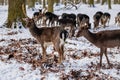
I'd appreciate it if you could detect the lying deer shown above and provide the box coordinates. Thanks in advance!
[22,5,68,63]
[76,22,120,68]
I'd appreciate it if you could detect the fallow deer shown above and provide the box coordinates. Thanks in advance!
[115,12,120,26]
[23,18,68,63]
[100,12,111,27]
[93,11,103,29]
[22,4,68,63]
[43,12,59,27]
[32,9,42,24]
[76,22,120,68]
[61,13,76,24]
[77,13,91,29]
[33,9,42,18]
[58,18,76,37]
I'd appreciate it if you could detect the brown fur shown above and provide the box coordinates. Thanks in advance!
[93,11,103,29]
[76,26,120,67]
[115,15,120,26]
[100,17,108,27]
[100,13,111,27]
[23,18,65,63]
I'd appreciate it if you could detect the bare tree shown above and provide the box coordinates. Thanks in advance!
[89,0,95,7]
[96,0,100,3]
[54,0,60,6]
[43,0,46,8]
[27,0,36,9]
[7,0,26,28]
[48,0,54,12]
[0,0,4,5]
[108,0,112,9]
[82,0,87,4]
[101,0,107,5]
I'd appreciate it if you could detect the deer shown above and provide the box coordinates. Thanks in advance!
[93,11,103,29]
[76,21,120,68]
[115,12,120,26]
[77,13,91,29]
[100,12,111,27]
[22,4,68,63]
[32,9,43,26]
[23,18,68,63]
[58,18,76,37]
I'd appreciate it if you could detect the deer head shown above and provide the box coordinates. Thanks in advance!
[23,18,35,28]
[76,21,90,37]
[22,4,37,28]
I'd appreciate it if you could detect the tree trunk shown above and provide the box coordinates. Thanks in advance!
[64,0,67,6]
[0,0,4,5]
[61,0,65,4]
[48,0,54,12]
[54,0,60,6]
[114,0,118,4]
[108,0,112,9]
[4,0,8,5]
[27,0,36,8]
[82,0,87,4]
[89,0,95,7]
[43,0,46,8]
[7,0,26,28]
[101,0,106,5]
[46,0,48,5]
[96,0,100,3]
[75,0,80,4]
[119,0,120,4]
[38,0,42,4]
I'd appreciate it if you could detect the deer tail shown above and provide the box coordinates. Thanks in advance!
[60,30,68,42]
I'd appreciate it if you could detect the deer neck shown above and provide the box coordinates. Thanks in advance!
[83,29,97,44]
[29,23,42,37]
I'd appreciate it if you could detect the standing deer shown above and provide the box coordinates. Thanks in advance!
[100,12,111,27]
[22,4,68,63]
[93,11,103,29]
[76,22,120,68]
[115,12,120,26]
[23,18,68,63]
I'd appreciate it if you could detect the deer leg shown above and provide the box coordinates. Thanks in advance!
[115,17,117,25]
[107,19,110,26]
[104,48,110,67]
[71,27,75,37]
[39,19,42,25]
[51,20,54,26]
[42,18,47,26]
[54,41,64,63]
[41,43,47,61]
[103,21,106,27]
[69,27,72,38]
[59,44,64,63]
[54,43,59,63]
[100,48,104,67]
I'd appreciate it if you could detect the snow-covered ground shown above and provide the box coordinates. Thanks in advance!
[0,4,120,80]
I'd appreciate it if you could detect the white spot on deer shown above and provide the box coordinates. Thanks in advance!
[60,38,65,47]
[60,32,65,46]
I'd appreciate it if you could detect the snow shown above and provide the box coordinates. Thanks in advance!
[0,3,120,80]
